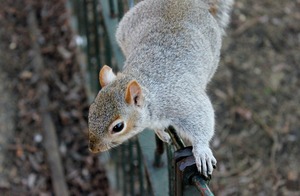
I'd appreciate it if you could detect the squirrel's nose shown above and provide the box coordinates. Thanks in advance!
[89,141,110,153]
[89,143,101,153]
[88,131,101,153]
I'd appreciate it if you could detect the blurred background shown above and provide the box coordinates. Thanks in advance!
[0,0,299,195]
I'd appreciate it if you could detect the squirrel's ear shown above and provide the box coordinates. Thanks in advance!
[125,80,143,106]
[99,65,116,87]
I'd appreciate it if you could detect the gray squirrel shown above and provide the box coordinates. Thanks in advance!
[89,0,233,177]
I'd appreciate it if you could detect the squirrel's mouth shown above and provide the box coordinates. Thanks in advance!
[88,131,109,153]
[89,142,110,153]
[88,131,122,153]
[89,139,122,153]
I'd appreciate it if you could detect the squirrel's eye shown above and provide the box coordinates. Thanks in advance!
[112,122,124,133]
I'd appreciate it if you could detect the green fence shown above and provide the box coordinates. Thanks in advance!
[69,0,213,195]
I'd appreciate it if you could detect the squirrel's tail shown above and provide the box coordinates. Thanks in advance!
[209,0,234,33]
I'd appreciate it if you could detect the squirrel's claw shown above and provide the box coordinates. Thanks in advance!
[155,129,171,144]
[193,146,217,178]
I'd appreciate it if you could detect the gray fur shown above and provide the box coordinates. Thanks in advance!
[89,0,233,176]
[211,0,234,33]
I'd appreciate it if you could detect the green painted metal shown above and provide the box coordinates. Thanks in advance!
[82,0,101,95]
[121,144,128,195]
[100,0,125,71]
[167,145,175,196]
[116,149,121,190]
[82,0,93,88]
[138,129,169,196]
[92,0,101,88]
[104,27,113,70]
[117,0,124,20]
[128,140,135,195]
[153,136,164,168]
[190,176,214,196]
[137,141,146,196]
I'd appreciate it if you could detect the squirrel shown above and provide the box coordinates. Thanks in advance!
[89,0,233,177]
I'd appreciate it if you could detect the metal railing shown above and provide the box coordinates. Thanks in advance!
[69,0,213,195]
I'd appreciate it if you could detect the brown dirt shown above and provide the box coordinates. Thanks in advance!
[210,0,300,195]
[0,0,109,195]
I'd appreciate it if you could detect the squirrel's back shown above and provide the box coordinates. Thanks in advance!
[116,0,233,90]
[116,0,234,55]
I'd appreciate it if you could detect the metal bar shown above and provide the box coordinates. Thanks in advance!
[100,0,125,70]
[117,0,124,21]
[115,149,121,190]
[83,0,94,91]
[166,126,185,150]
[92,0,101,90]
[122,143,128,195]
[71,0,80,35]
[191,175,214,196]
[153,135,164,168]
[175,161,183,196]
[167,145,175,196]
[104,27,113,69]
[137,140,145,196]
[129,140,135,195]
[138,129,169,196]
[169,127,215,196]
[109,0,116,17]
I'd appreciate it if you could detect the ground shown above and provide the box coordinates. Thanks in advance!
[210,0,300,195]
[0,0,299,195]
[0,0,109,195]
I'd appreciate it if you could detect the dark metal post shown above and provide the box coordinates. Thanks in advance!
[168,126,214,196]
[83,0,95,92]
[117,0,124,20]
[92,0,102,90]
[109,0,116,17]
[153,135,165,167]
[121,143,127,196]
[129,140,135,195]
[191,175,214,196]
[166,126,185,150]
[167,145,175,196]
[137,141,145,195]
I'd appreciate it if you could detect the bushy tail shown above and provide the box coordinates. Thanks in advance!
[209,0,234,33]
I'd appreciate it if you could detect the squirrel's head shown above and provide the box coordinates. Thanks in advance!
[88,65,146,153]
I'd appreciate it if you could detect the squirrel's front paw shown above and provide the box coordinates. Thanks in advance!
[155,129,171,144]
[193,146,217,178]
